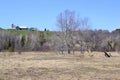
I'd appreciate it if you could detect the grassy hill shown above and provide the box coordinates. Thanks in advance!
[6,29,33,35]
[0,29,54,36]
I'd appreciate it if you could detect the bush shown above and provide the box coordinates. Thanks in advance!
[9,46,14,52]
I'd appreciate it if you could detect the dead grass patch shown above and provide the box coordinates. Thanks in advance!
[0,52,120,80]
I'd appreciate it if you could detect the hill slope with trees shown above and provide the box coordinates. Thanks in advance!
[0,28,119,53]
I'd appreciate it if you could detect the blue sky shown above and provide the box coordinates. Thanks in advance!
[0,0,120,31]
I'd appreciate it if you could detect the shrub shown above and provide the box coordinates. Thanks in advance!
[9,46,14,52]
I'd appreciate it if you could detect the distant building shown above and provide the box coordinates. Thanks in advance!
[11,24,28,30]
[18,26,28,30]
[0,27,3,30]
[29,27,37,31]
[11,24,37,31]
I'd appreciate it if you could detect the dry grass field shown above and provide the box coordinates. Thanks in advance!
[0,51,120,80]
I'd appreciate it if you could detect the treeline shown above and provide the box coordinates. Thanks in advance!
[52,29,120,54]
[0,29,119,53]
[0,30,52,52]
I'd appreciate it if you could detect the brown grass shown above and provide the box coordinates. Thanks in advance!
[0,51,120,80]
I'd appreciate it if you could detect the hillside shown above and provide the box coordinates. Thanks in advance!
[0,29,53,36]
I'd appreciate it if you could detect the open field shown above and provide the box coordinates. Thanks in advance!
[0,52,120,80]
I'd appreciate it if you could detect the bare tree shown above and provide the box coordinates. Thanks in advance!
[50,32,65,54]
[57,10,80,54]
[112,29,120,52]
